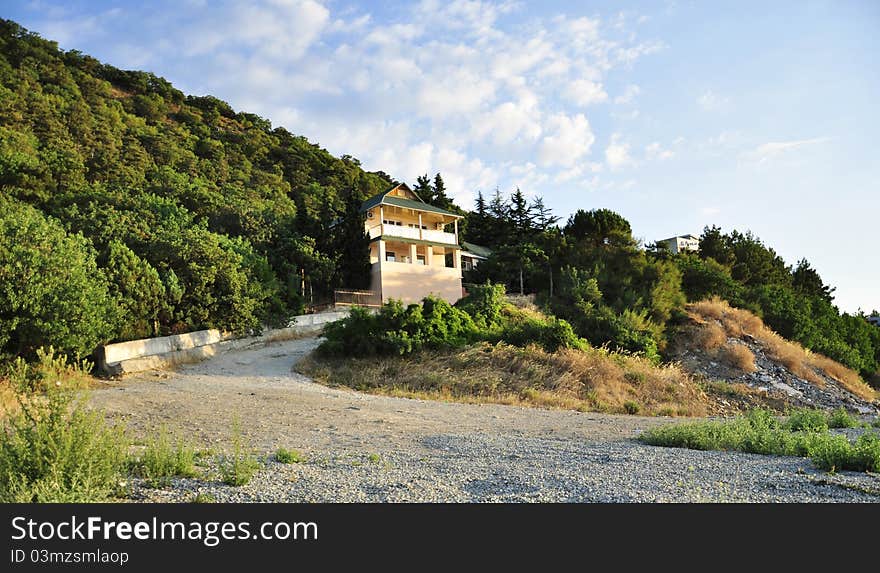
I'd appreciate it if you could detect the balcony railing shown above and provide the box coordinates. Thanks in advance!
[368,224,457,245]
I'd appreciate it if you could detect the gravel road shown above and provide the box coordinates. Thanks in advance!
[89,336,880,502]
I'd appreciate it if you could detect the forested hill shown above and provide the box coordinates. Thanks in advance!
[1,19,878,387]
[0,19,393,358]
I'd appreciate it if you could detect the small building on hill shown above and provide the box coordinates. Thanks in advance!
[460,241,491,272]
[658,234,700,255]
[360,183,464,305]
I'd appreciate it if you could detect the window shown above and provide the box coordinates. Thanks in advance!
[463,260,472,271]
[386,251,396,262]
[416,255,426,265]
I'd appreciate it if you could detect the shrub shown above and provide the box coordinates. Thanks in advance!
[456,282,506,327]
[320,297,477,357]
[785,408,828,432]
[497,314,586,353]
[129,426,197,487]
[0,354,127,502]
[640,407,880,474]
[219,420,259,486]
[275,448,305,464]
[721,344,757,372]
[623,400,641,415]
[828,407,860,429]
[696,322,727,351]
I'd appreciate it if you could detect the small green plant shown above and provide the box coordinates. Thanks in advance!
[190,492,216,503]
[828,407,860,429]
[367,453,381,464]
[784,408,828,432]
[0,352,128,502]
[623,400,641,415]
[129,426,197,488]
[219,418,260,486]
[275,448,305,464]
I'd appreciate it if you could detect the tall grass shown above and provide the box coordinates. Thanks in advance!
[0,350,127,502]
[639,408,880,473]
[219,418,260,486]
[128,426,197,487]
[300,341,709,417]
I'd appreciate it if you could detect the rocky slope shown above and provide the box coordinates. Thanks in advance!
[669,300,879,416]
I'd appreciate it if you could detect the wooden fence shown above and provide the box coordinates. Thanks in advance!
[334,289,381,307]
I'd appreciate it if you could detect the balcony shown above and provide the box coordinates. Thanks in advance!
[368,224,457,245]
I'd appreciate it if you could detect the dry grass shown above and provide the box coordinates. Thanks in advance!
[687,297,877,402]
[720,343,757,373]
[696,322,727,351]
[298,342,709,417]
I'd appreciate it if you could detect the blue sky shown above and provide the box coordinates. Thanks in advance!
[5,0,879,313]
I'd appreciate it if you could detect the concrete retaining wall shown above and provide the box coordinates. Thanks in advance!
[98,309,350,376]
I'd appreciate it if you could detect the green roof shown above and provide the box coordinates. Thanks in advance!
[361,184,461,218]
[461,241,492,258]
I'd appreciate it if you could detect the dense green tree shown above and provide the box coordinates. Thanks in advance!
[0,197,117,358]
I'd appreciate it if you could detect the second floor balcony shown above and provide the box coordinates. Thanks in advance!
[368,223,457,245]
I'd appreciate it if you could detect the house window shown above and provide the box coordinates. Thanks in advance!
[386,251,396,262]
[416,255,426,265]
[462,260,472,271]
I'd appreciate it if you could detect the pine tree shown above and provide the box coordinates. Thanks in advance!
[431,172,453,209]
[413,174,433,203]
[509,187,533,236]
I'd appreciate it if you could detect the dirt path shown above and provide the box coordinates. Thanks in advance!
[89,336,880,502]
[90,335,664,454]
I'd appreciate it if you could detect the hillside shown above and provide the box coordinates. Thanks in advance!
[0,19,391,359]
[669,298,878,415]
[1,17,878,396]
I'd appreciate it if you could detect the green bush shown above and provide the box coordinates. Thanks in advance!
[274,447,305,464]
[827,407,861,429]
[129,427,197,487]
[496,314,586,353]
[456,282,506,327]
[785,408,828,432]
[640,407,880,474]
[320,297,477,357]
[0,354,128,502]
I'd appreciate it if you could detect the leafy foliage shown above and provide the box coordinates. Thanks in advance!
[0,18,389,353]
[0,351,127,502]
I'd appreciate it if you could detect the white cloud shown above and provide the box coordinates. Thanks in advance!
[605,133,633,170]
[697,88,730,111]
[565,79,608,107]
[742,137,830,164]
[538,113,596,167]
[701,206,721,216]
[614,84,640,105]
[28,0,666,204]
[645,141,674,160]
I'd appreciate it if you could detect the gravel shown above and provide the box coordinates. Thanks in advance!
[91,336,880,503]
[127,435,880,503]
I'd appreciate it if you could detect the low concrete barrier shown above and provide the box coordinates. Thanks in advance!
[98,309,350,376]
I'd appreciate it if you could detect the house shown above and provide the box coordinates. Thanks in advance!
[460,241,491,272]
[361,183,464,305]
[658,234,700,255]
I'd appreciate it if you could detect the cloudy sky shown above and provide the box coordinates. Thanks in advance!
[5,0,879,313]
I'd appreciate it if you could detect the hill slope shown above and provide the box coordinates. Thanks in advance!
[0,19,389,358]
[670,298,878,415]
